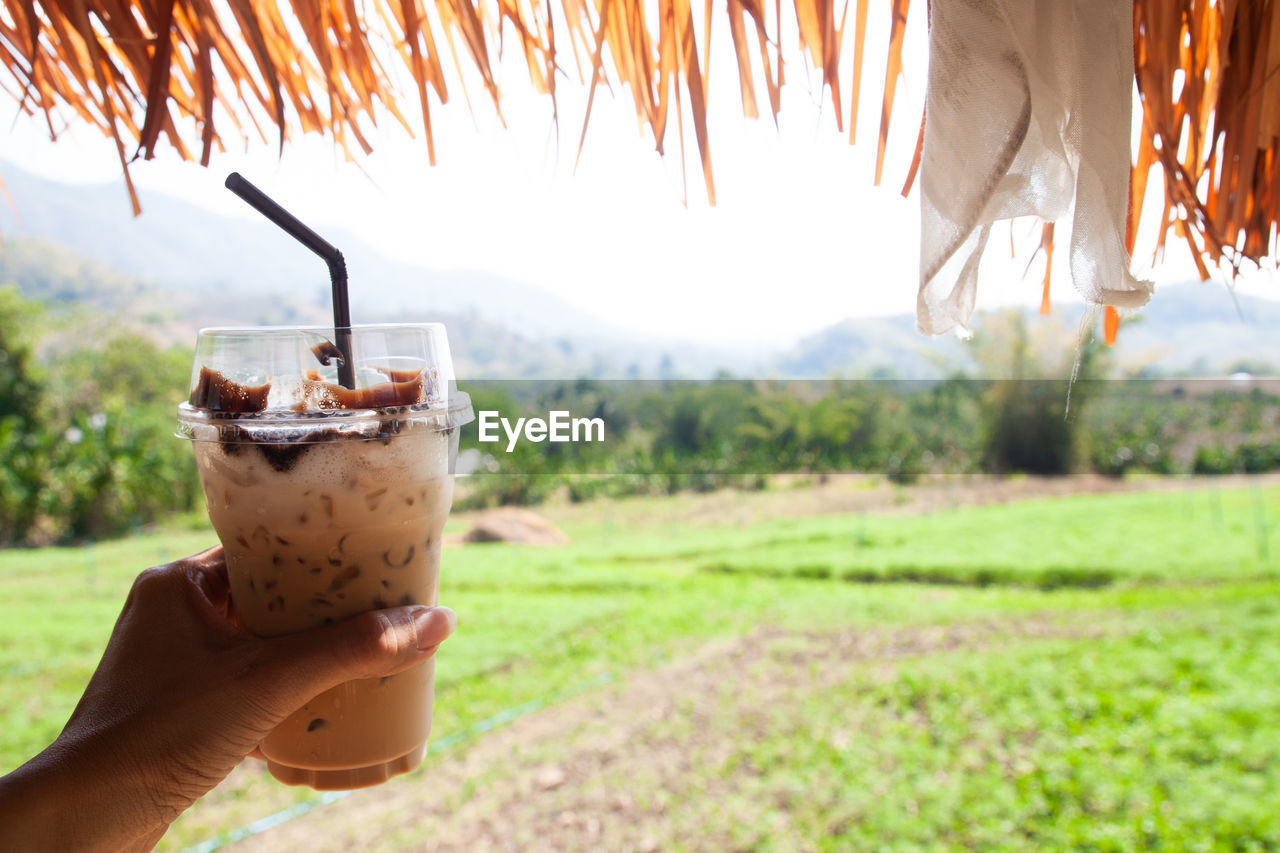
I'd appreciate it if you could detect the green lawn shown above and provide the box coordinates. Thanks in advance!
[706,600,1280,851]
[1,481,1278,850]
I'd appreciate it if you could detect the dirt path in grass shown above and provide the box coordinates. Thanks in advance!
[225,613,1124,852]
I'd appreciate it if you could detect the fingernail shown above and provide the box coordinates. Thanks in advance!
[412,606,457,650]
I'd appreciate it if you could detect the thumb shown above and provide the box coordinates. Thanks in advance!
[253,605,457,713]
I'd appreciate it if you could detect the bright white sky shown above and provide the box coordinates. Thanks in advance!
[3,0,1275,345]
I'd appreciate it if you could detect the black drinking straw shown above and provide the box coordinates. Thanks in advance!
[224,172,356,389]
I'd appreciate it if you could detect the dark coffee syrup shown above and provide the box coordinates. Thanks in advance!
[310,341,345,365]
[190,366,270,413]
[299,370,425,410]
[192,368,430,472]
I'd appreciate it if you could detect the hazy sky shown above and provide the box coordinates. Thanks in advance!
[4,1,1273,345]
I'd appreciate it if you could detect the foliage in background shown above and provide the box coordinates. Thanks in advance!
[454,312,1280,510]
[5,284,1280,543]
[0,287,47,543]
[454,376,1280,511]
[0,287,200,546]
[972,311,1108,476]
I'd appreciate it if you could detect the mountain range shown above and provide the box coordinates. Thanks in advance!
[3,159,1278,378]
[0,162,616,335]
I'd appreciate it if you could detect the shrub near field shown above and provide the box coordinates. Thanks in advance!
[0,287,201,546]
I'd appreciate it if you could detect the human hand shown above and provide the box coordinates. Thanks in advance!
[0,546,455,852]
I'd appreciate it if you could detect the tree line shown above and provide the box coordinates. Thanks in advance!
[3,286,1279,545]
[455,373,1280,509]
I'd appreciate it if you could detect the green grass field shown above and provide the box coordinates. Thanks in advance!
[2,479,1279,850]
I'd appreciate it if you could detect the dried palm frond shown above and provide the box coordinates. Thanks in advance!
[0,0,1276,300]
[1131,0,1280,277]
[0,0,894,212]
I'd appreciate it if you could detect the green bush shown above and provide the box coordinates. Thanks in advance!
[0,289,200,545]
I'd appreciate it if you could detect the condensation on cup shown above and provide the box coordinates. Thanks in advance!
[176,324,473,790]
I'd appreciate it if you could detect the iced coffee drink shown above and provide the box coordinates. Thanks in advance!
[177,325,472,789]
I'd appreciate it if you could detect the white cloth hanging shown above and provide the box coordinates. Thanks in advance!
[918,0,1153,337]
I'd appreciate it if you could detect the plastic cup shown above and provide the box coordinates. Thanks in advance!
[176,324,473,789]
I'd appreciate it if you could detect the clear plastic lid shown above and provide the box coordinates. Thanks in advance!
[176,324,474,442]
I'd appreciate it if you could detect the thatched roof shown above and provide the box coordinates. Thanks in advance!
[1,1,1276,292]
